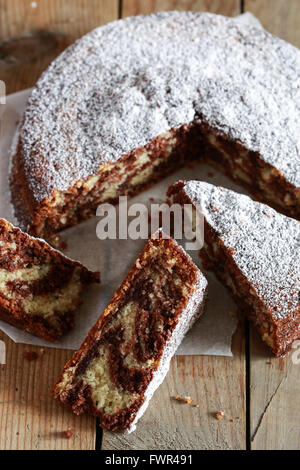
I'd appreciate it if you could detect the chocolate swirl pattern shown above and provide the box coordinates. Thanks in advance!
[0,218,99,341]
[53,233,207,431]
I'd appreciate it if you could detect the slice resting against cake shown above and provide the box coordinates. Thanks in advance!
[168,181,300,356]
[0,218,99,342]
[53,232,207,432]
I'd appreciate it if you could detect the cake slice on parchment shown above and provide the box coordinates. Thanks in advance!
[168,180,300,356]
[0,218,100,342]
[53,232,207,432]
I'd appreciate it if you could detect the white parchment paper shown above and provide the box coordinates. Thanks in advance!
[0,13,262,356]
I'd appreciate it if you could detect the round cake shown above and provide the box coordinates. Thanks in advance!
[10,11,300,238]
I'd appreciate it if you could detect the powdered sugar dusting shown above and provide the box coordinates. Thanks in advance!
[129,270,207,432]
[17,12,300,203]
[181,180,300,320]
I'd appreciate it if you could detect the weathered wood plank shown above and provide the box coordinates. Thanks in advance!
[244,0,300,47]
[102,322,246,450]
[250,327,300,450]
[0,331,96,450]
[0,0,119,93]
[122,0,240,17]
[0,0,118,450]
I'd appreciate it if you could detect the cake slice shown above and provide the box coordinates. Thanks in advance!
[11,12,300,242]
[53,232,207,432]
[0,218,100,342]
[168,181,300,356]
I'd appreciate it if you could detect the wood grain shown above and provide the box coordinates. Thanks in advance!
[244,0,300,48]
[122,0,240,17]
[0,331,96,450]
[249,327,300,450]
[0,0,118,93]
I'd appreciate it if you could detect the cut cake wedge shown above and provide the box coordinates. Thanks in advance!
[53,232,207,432]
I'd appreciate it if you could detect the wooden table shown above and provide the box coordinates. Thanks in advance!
[0,0,299,451]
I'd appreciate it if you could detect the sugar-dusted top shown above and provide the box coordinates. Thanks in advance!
[180,180,300,320]
[17,11,300,202]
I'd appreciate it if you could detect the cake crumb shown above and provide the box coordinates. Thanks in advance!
[184,396,193,404]
[23,351,39,361]
[216,409,225,420]
[173,394,181,401]
[64,428,73,439]
[194,403,200,408]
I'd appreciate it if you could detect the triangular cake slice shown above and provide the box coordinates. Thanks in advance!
[53,232,207,432]
[0,218,100,341]
[168,181,300,356]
